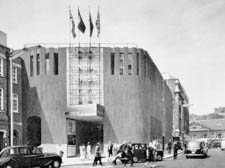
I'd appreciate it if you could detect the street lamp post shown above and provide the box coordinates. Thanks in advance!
[9,56,13,146]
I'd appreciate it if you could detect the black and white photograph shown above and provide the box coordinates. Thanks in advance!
[0,0,225,167]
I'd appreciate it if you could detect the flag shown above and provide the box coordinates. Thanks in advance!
[78,9,86,33]
[89,12,94,37]
[95,8,100,37]
[69,9,76,38]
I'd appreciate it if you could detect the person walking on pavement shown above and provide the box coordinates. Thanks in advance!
[87,142,92,159]
[144,142,156,168]
[107,141,113,158]
[93,142,103,166]
[125,141,134,167]
[173,141,179,159]
[167,139,172,154]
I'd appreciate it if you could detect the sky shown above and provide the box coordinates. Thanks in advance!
[0,0,225,115]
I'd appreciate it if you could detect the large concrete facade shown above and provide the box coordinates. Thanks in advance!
[15,45,173,160]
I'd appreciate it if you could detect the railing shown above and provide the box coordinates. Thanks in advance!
[24,43,138,49]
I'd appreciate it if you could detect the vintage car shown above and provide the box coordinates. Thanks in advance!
[114,143,163,164]
[0,145,62,168]
[185,140,208,158]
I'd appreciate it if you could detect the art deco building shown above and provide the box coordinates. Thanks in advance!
[13,44,173,160]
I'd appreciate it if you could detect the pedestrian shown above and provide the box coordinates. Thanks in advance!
[93,142,103,166]
[144,142,156,168]
[173,141,179,159]
[107,141,113,158]
[87,142,92,159]
[112,141,128,165]
[126,141,134,167]
[167,139,172,154]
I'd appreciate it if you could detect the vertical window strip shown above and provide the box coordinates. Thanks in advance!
[119,53,124,75]
[12,66,17,83]
[144,55,146,77]
[54,53,59,75]
[128,53,133,75]
[36,53,40,75]
[137,53,139,75]
[111,53,115,75]
[30,55,33,76]
[13,94,18,113]
[0,88,3,111]
[45,53,50,74]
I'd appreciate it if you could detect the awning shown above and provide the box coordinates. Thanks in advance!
[65,104,104,123]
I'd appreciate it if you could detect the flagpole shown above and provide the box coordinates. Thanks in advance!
[78,6,81,49]
[89,6,91,51]
[69,6,72,48]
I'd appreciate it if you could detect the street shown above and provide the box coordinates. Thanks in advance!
[62,148,225,168]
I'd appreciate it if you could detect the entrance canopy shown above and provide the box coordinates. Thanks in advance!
[65,104,104,123]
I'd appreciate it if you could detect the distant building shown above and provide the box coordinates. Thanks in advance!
[0,31,7,47]
[189,119,225,139]
[13,44,173,160]
[167,78,189,141]
[0,31,22,150]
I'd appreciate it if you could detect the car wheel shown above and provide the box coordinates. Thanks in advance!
[133,156,138,163]
[186,155,189,159]
[52,160,61,168]
[6,166,13,168]
[157,155,162,161]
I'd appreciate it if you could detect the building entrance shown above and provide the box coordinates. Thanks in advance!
[66,119,103,157]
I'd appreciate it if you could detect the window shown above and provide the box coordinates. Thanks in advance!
[128,53,133,75]
[0,58,3,76]
[12,66,17,83]
[45,53,50,74]
[36,54,40,75]
[137,53,139,75]
[30,55,33,76]
[119,53,124,75]
[144,55,146,77]
[0,88,4,111]
[111,53,115,75]
[54,53,58,75]
[13,94,18,113]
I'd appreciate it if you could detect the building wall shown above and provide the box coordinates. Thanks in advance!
[12,57,23,145]
[103,47,173,144]
[0,44,23,148]
[0,45,10,149]
[20,47,67,145]
[167,79,189,138]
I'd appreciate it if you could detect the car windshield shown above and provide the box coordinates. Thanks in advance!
[187,141,200,148]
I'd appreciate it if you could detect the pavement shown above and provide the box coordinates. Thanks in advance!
[61,150,183,167]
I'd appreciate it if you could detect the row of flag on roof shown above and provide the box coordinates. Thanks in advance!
[69,8,100,39]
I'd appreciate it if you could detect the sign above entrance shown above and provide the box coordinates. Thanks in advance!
[65,104,104,123]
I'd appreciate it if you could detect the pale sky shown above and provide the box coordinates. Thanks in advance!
[1,0,225,115]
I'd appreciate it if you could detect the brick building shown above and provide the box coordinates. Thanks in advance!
[0,31,23,150]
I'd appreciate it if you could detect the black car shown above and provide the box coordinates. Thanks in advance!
[116,143,163,163]
[0,145,62,168]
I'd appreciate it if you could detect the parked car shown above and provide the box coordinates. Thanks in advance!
[185,140,208,158]
[131,143,163,162]
[211,140,221,148]
[0,145,62,168]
